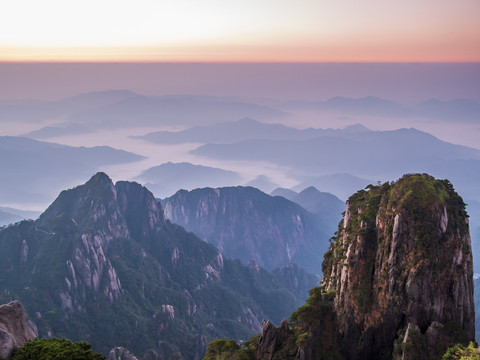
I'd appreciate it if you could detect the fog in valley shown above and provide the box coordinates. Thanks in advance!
[1,62,480,270]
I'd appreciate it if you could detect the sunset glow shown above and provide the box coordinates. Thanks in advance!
[1,0,479,62]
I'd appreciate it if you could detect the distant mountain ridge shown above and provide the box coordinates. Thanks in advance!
[282,96,480,122]
[161,186,339,274]
[4,90,286,126]
[137,162,242,198]
[5,91,479,127]
[0,136,144,206]
[191,127,480,200]
[135,117,372,145]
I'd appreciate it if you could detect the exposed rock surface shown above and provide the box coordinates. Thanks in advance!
[322,174,474,359]
[161,186,334,274]
[221,174,475,360]
[256,320,293,360]
[108,346,139,360]
[0,301,36,360]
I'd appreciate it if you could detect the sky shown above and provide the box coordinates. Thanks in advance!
[1,0,479,62]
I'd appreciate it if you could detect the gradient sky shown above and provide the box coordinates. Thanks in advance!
[1,0,479,62]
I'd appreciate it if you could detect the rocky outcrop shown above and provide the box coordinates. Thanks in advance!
[0,301,36,360]
[256,320,291,360]
[322,174,474,359]
[161,186,333,273]
[108,347,138,360]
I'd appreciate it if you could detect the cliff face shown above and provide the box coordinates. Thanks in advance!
[0,173,315,360]
[0,301,37,360]
[324,174,474,359]
[216,174,475,360]
[162,186,333,274]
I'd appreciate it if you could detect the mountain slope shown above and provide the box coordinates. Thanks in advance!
[0,173,317,359]
[161,186,334,274]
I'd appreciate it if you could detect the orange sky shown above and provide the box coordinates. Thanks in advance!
[1,0,479,62]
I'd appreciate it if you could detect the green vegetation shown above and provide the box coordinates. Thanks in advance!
[384,174,468,249]
[289,287,334,330]
[393,321,473,360]
[393,327,429,360]
[202,339,254,360]
[11,338,105,360]
[443,342,480,360]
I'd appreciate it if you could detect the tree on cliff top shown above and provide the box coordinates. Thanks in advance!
[11,338,105,360]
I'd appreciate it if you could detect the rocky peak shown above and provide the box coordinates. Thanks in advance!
[161,186,331,273]
[115,180,165,239]
[38,172,128,240]
[108,346,139,360]
[322,174,474,359]
[0,301,37,360]
[32,174,168,311]
[256,320,292,360]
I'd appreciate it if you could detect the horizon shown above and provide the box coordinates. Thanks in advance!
[1,62,479,103]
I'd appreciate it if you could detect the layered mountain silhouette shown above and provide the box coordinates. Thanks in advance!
[192,127,480,179]
[6,92,479,128]
[2,91,287,129]
[135,117,359,144]
[137,162,242,199]
[0,136,143,205]
[0,207,40,227]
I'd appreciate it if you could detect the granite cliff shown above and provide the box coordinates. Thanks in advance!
[322,174,474,359]
[0,301,37,360]
[161,187,336,274]
[206,174,475,360]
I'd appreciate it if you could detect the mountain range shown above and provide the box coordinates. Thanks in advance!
[161,186,343,274]
[137,162,242,199]
[0,173,319,359]
[5,92,479,136]
[192,127,480,181]
[2,91,287,132]
[280,96,480,123]
[0,136,143,205]
[134,118,370,145]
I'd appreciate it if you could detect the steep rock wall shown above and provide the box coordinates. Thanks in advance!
[322,174,474,359]
[0,301,36,360]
